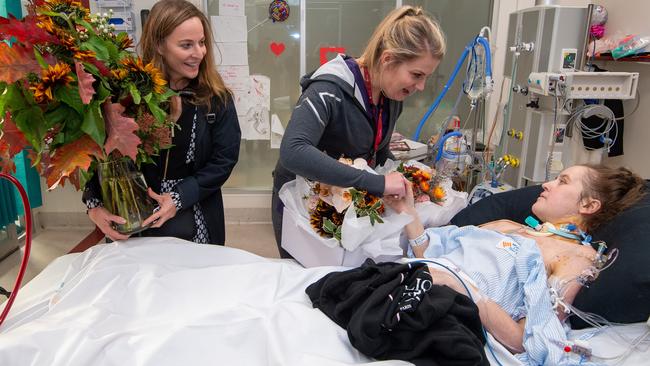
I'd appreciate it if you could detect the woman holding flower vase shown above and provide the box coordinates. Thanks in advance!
[83,0,241,244]
[271,6,447,258]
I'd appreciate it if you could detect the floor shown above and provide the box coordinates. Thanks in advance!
[0,223,278,293]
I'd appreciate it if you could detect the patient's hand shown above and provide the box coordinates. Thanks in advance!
[384,177,416,214]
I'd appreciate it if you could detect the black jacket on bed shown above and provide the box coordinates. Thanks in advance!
[306,259,489,366]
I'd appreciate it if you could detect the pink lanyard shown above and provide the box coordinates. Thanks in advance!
[362,67,384,160]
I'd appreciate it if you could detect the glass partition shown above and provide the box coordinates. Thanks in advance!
[206,0,493,190]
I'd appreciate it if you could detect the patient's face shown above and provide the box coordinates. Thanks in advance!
[532,166,590,223]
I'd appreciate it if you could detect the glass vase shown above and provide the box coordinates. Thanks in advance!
[98,157,156,235]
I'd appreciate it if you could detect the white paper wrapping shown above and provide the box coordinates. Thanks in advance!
[279,176,413,266]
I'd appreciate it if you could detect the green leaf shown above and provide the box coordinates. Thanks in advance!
[52,131,65,145]
[143,92,152,103]
[0,82,7,116]
[81,101,106,146]
[81,61,99,77]
[146,97,166,123]
[55,85,84,114]
[13,106,46,151]
[159,88,177,101]
[33,48,48,68]
[322,218,338,234]
[96,82,111,102]
[81,35,110,61]
[0,84,28,114]
[45,104,77,127]
[63,128,84,144]
[129,83,141,105]
[78,165,94,190]
[104,40,119,62]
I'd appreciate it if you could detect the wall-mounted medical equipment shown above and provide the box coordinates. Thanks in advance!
[527,71,638,99]
[499,4,640,187]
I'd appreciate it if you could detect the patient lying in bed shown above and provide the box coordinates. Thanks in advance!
[384,164,645,365]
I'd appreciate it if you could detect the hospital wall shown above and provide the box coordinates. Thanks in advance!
[32,0,650,229]
[594,0,650,178]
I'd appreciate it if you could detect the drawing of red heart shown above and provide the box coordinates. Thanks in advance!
[270,42,285,56]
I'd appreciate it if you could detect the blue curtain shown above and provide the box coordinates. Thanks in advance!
[0,152,42,228]
[0,179,18,228]
[0,0,22,18]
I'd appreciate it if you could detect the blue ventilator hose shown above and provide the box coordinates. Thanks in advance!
[434,131,464,163]
[413,35,492,141]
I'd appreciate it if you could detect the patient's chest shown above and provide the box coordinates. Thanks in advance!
[438,226,542,319]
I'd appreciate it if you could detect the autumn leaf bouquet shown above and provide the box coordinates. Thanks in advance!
[0,0,174,186]
[0,1,175,233]
[279,158,413,267]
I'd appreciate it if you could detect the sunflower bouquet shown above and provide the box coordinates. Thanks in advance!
[279,158,413,267]
[306,165,385,243]
[0,0,174,191]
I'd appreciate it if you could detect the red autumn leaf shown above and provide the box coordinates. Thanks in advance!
[0,15,59,45]
[0,139,16,174]
[88,58,111,77]
[0,42,41,83]
[103,102,141,161]
[46,135,103,190]
[1,112,29,156]
[75,61,95,104]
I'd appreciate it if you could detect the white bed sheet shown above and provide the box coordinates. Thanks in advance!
[0,237,646,366]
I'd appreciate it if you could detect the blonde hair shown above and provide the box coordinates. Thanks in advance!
[358,6,446,74]
[139,0,229,107]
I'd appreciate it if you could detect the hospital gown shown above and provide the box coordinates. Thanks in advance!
[408,225,597,366]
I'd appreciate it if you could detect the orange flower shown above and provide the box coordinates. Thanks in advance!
[30,63,74,103]
[419,181,430,192]
[432,186,446,201]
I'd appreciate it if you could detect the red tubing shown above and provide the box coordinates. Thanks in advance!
[0,173,32,328]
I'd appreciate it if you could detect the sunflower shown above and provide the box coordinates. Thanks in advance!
[122,57,167,94]
[361,193,385,215]
[309,200,344,238]
[40,0,88,18]
[114,33,134,51]
[36,15,55,34]
[110,68,129,81]
[30,63,74,103]
[73,49,96,62]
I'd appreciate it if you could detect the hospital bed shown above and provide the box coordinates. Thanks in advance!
[0,237,648,365]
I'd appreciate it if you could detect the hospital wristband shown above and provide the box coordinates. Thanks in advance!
[408,231,428,247]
